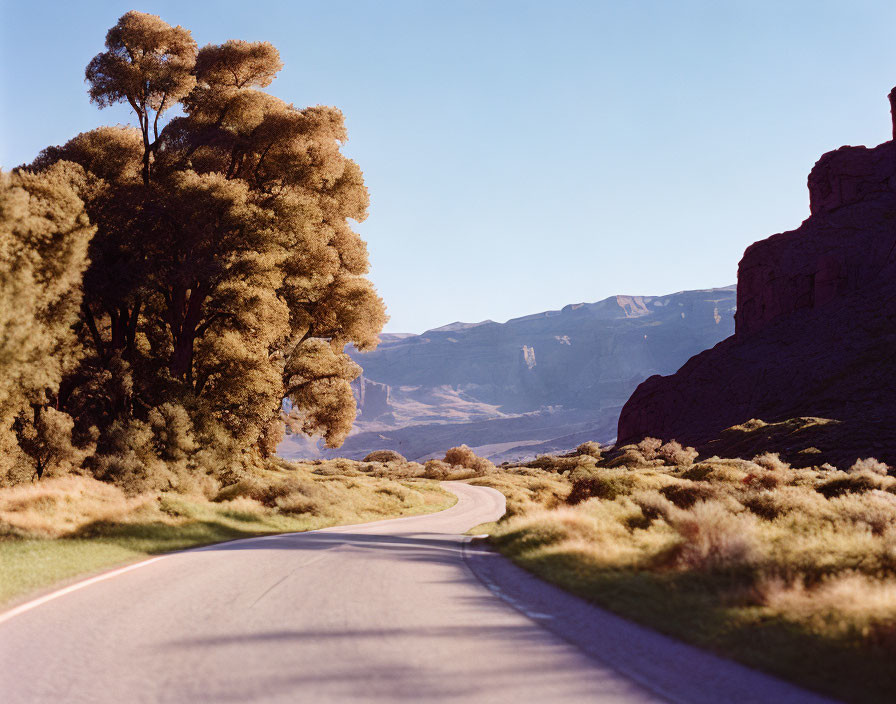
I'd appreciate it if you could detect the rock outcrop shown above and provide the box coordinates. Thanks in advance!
[617,89,896,465]
[352,376,393,421]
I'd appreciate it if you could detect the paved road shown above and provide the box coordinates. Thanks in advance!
[0,483,835,703]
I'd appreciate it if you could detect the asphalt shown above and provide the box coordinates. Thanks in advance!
[0,482,838,703]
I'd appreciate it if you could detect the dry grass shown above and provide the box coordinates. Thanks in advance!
[0,458,456,605]
[474,448,896,703]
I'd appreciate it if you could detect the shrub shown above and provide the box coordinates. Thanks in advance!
[672,500,756,569]
[362,449,407,463]
[753,452,791,472]
[608,438,697,468]
[526,454,596,473]
[443,445,494,474]
[830,492,896,536]
[631,489,678,523]
[148,402,198,462]
[422,459,453,480]
[566,469,631,504]
[743,471,782,490]
[575,441,603,460]
[0,476,154,538]
[637,437,663,459]
[817,472,889,498]
[741,490,783,520]
[849,458,890,477]
[681,464,714,481]
[660,480,717,508]
[605,444,664,468]
[657,441,699,466]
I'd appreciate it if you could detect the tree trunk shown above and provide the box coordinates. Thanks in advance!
[168,284,210,384]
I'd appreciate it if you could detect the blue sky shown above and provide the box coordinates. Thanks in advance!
[3,1,896,333]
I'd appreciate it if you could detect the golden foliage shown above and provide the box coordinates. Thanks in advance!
[10,11,388,486]
[0,166,95,483]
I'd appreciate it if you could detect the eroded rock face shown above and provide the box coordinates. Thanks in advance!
[618,89,896,464]
[352,376,392,421]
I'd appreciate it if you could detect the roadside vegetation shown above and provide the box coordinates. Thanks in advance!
[460,436,896,704]
[0,457,455,605]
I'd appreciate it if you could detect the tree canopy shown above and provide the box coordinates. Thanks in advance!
[2,11,386,487]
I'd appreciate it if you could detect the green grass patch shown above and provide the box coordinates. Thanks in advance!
[493,543,895,704]
[1,481,456,607]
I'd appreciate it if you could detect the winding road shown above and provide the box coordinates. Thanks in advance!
[1,483,835,703]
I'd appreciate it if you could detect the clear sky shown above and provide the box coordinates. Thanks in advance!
[3,1,896,333]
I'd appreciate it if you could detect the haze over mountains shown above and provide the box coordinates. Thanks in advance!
[279,286,736,463]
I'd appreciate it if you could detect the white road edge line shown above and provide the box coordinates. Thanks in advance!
[0,482,470,626]
[0,556,168,626]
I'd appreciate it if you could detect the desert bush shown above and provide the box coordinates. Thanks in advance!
[358,459,425,480]
[483,444,896,697]
[660,480,717,508]
[606,438,694,469]
[759,572,896,642]
[312,458,363,476]
[741,489,787,520]
[753,452,791,472]
[817,470,892,498]
[566,468,637,504]
[443,445,494,474]
[743,471,782,490]
[525,455,558,471]
[688,457,756,483]
[657,441,699,466]
[567,475,613,504]
[680,464,713,481]
[526,454,596,473]
[630,489,679,523]
[638,437,663,459]
[849,458,891,477]
[363,449,407,463]
[0,476,156,538]
[468,467,570,516]
[575,441,603,460]
[422,459,453,480]
[828,491,896,536]
[671,500,756,570]
[605,446,663,469]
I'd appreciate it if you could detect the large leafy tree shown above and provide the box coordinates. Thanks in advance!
[32,11,386,473]
[0,164,95,483]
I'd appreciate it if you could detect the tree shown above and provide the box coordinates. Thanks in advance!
[30,11,386,481]
[0,165,95,483]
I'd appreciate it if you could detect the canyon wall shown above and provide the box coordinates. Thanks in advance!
[617,90,896,464]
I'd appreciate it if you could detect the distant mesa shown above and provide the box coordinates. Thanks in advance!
[280,286,736,463]
[617,87,896,466]
[426,320,497,333]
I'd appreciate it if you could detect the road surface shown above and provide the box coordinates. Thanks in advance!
[0,482,835,703]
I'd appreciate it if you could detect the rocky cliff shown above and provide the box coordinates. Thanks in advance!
[617,89,896,465]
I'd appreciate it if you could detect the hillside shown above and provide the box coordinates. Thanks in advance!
[279,286,736,462]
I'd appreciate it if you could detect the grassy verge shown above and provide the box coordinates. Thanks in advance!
[468,444,896,704]
[0,461,455,606]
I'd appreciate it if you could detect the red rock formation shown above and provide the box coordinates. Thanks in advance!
[617,89,896,465]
